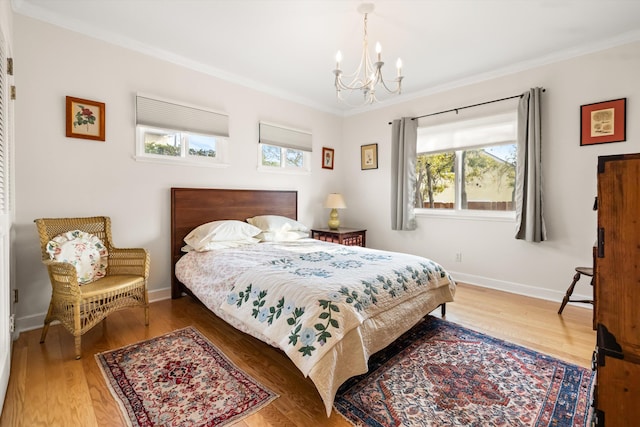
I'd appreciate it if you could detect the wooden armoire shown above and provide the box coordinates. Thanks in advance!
[593,153,640,426]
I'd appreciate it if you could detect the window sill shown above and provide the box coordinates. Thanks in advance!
[415,208,516,222]
[133,155,230,168]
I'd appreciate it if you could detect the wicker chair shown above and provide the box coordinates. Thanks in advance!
[35,216,149,359]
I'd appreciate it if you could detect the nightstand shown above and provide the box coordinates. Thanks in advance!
[310,228,367,247]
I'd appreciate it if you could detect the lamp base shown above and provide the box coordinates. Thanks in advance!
[328,208,340,230]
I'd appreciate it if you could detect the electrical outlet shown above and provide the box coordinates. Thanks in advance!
[455,253,463,262]
[9,314,15,333]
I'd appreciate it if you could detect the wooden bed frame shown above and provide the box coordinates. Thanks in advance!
[170,187,451,415]
[170,187,298,298]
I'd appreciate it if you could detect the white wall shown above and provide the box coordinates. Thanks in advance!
[13,15,343,331]
[340,41,640,302]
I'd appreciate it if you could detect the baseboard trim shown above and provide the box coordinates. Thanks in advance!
[449,270,593,309]
[14,286,172,335]
[15,274,593,335]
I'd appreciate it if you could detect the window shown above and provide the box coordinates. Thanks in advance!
[259,144,307,169]
[415,113,517,213]
[258,122,311,172]
[135,95,229,166]
[138,126,223,162]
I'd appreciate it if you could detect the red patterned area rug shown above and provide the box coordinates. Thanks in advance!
[95,326,278,427]
[334,316,593,427]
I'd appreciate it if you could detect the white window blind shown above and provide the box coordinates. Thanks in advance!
[259,122,312,152]
[417,112,516,153]
[136,95,229,137]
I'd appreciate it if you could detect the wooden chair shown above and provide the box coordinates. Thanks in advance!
[558,266,594,314]
[35,216,149,359]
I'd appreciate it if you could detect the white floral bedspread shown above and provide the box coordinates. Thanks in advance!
[176,239,454,378]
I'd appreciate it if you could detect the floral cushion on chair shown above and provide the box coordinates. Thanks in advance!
[46,230,108,285]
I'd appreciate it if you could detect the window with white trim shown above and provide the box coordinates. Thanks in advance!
[258,122,311,172]
[135,95,229,166]
[415,112,517,213]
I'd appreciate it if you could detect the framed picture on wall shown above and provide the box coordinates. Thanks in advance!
[66,96,106,141]
[322,147,334,169]
[361,143,378,170]
[580,98,626,146]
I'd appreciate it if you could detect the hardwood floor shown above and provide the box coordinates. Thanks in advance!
[0,283,596,427]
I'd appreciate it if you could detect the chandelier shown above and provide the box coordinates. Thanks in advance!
[333,3,403,105]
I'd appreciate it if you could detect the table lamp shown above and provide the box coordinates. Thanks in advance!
[324,193,347,230]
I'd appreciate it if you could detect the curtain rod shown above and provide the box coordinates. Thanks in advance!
[387,88,545,125]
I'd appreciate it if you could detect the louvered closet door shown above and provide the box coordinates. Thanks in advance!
[0,24,12,415]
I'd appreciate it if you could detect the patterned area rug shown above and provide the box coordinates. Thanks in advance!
[96,326,278,427]
[334,316,593,427]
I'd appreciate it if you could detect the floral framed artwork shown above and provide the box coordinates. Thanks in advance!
[361,143,378,170]
[322,147,334,169]
[580,98,626,146]
[66,96,105,141]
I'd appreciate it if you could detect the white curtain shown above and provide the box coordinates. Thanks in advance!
[515,87,546,242]
[391,118,417,230]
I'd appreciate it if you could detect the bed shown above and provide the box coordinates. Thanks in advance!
[171,187,456,416]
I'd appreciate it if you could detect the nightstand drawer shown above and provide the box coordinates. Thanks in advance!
[310,228,366,247]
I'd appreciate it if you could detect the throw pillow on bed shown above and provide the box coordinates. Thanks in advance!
[46,230,109,285]
[246,215,308,232]
[257,230,309,242]
[184,220,262,251]
[181,237,261,253]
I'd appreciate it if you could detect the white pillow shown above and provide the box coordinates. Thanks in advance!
[46,230,108,285]
[258,230,309,242]
[184,220,262,251]
[246,215,308,232]
[182,238,260,252]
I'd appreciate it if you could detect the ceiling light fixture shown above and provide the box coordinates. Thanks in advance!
[333,3,403,105]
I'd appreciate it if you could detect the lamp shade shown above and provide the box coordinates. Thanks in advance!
[324,193,347,209]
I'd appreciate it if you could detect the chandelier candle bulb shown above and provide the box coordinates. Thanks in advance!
[376,42,382,61]
[335,51,342,70]
[397,58,402,76]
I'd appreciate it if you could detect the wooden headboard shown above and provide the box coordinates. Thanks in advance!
[170,187,298,298]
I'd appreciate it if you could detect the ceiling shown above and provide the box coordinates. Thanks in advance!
[12,0,640,115]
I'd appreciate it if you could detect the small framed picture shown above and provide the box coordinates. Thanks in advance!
[322,147,334,169]
[361,143,378,170]
[580,98,626,146]
[66,96,105,141]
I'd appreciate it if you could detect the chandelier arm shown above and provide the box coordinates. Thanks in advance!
[361,13,376,88]
[337,12,375,92]
[333,5,403,105]
[336,89,376,107]
[378,75,403,94]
